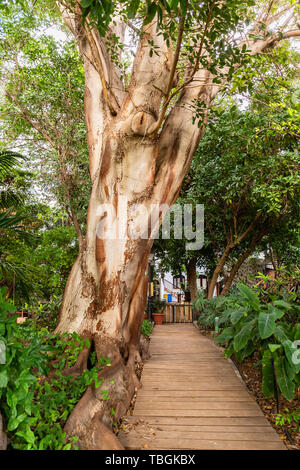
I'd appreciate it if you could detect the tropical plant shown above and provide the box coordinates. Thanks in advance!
[151,298,167,313]
[0,288,110,450]
[212,282,300,401]
[0,150,36,298]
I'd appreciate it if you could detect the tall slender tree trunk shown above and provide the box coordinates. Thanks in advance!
[0,412,7,450]
[220,230,265,296]
[220,249,253,296]
[186,258,197,302]
[207,244,231,298]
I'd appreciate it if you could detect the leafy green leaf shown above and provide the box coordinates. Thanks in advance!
[0,369,8,388]
[233,320,256,352]
[230,308,245,323]
[262,350,275,397]
[258,311,277,339]
[274,356,294,401]
[268,344,281,353]
[237,283,260,310]
[215,327,234,343]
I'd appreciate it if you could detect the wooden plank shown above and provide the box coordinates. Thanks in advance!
[120,437,286,450]
[135,396,252,402]
[123,416,271,426]
[134,402,260,410]
[119,430,280,442]
[120,422,277,434]
[140,385,245,391]
[132,409,263,417]
[141,377,243,383]
[137,390,252,398]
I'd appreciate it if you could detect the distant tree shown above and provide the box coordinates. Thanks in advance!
[190,90,299,297]
[0,17,90,249]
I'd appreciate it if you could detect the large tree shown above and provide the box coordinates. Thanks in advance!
[194,105,300,298]
[2,0,300,449]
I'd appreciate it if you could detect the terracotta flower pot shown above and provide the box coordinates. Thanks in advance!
[152,313,165,325]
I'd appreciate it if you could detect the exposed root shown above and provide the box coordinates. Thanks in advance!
[48,337,91,380]
[0,412,7,450]
[62,332,150,450]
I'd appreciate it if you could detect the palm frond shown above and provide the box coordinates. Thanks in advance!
[0,189,25,209]
[0,209,36,242]
[0,259,34,301]
[0,150,26,175]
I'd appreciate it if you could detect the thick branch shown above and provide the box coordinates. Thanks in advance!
[220,229,266,296]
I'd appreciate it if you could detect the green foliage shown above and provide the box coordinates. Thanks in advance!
[141,319,153,337]
[0,9,90,235]
[194,290,233,330]
[195,277,300,401]
[151,298,167,313]
[275,407,300,433]
[154,46,300,288]
[0,288,109,449]
[0,150,38,299]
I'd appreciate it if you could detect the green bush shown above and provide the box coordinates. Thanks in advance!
[194,290,237,330]
[194,279,300,401]
[0,287,109,450]
[141,320,153,337]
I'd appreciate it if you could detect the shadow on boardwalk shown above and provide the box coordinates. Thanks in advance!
[119,324,286,450]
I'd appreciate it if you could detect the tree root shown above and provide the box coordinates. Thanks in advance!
[0,412,7,450]
[62,333,149,450]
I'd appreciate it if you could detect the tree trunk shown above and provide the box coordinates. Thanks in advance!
[186,258,197,302]
[220,248,253,296]
[220,230,265,296]
[207,244,231,298]
[0,412,7,450]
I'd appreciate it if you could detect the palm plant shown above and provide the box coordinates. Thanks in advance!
[0,150,26,209]
[0,150,34,299]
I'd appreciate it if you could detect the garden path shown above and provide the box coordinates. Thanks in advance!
[119,324,286,450]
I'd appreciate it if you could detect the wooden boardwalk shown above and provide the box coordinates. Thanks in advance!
[119,324,286,450]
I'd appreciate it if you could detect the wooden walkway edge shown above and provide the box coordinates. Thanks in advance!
[119,324,286,450]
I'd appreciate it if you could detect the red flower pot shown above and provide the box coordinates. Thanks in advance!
[152,313,165,325]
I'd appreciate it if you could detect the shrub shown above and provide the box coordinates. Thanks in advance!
[0,287,109,450]
[193,277,300,401]
[214,282,300,401]
[151,298,166,313]
[141,320,153,337]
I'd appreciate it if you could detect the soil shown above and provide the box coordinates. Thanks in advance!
[235,353,299,450]
[198,326,299,450]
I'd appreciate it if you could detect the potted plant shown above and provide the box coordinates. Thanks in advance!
[152,298,166,325]
[181,281,191,302]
